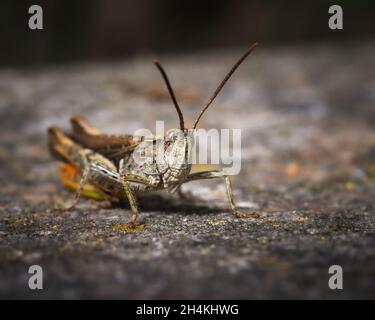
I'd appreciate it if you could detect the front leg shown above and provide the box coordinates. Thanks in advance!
[119,173,159,225]
[185,170,248,218]
[120,177,140,225]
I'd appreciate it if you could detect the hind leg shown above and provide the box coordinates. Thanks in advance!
[48,126,121,211]
[64,160,90,211]
[59,163,109,201]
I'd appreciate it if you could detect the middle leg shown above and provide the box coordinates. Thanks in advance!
[185,170,250,218]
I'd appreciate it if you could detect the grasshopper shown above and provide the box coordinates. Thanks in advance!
[48,43,258,225]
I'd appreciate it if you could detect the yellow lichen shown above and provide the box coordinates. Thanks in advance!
[294,216,309,222]
[344,182,358,190]
[113,223,145,233]
[205,219,226,226]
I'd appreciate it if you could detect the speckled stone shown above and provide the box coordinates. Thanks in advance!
[0,42,374,299]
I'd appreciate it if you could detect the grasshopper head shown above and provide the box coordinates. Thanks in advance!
[163,128,193,170]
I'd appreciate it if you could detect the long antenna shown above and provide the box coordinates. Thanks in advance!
[193,42,258,129]
[154,60,185,130]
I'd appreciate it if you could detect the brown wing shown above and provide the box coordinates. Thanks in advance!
[70,115,144,163]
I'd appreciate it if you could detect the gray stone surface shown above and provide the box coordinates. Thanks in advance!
[0,42,374,299]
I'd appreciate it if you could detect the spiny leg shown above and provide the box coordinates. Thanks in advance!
[224,175,248,218]
[185,170,249,218]
[64,162,90,211]
[177,186,188,200]
[61,154,124,212]
[52,167,90,213]
[176,186,195,201]
[120,177,140,225]
[118,172,161,225]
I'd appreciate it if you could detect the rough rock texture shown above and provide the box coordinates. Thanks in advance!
[0,42,374,299]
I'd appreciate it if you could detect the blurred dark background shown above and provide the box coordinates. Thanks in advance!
[1,0,374,66]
